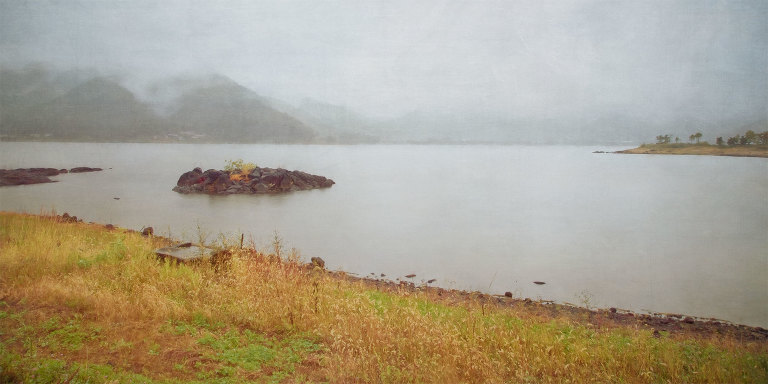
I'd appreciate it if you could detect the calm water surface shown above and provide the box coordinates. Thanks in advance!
[1,142,766,326]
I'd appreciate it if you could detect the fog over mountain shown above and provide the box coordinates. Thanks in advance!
[1,0,766,144]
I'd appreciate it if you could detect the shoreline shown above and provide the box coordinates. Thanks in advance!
[15,211,768,341]
[333,270,768,342]
[614,143,768,158]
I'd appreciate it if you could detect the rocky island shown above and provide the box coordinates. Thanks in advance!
[0,167,102,186]
[173,162,334,195]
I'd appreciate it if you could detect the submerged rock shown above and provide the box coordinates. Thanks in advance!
[0,168,59,186]
[172,166,334,195]
[0,167,103,187]
[69,167,103,173]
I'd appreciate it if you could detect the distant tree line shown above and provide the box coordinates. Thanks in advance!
[656,130,768,146]
[720,130,768,146]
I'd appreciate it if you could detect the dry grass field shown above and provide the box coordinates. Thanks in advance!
[1,212,766,383]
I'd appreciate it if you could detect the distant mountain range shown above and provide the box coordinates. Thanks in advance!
[0,67,375,143]
[1,66,765,144]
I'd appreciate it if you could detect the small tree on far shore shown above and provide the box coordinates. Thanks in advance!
[716,137,724,146]
[758,131,768,145]
[744,130,756,145]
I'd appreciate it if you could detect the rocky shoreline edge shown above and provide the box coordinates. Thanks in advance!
[0,167,103,187]
[39,212,768,342]
[173,166,334,195]
[607,145,768,158]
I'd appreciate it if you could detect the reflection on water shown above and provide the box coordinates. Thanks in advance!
[1,142,767,326]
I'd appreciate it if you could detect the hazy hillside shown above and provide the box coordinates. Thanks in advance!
[289,98,379,143]
[167,76,315,143]
[1,66,763,145]
[0,68,319,143]
[0,68,169,141]
[27,77,167,140]
[0,66,80,138]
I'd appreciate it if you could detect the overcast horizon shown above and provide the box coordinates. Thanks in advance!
[1,0,767,128]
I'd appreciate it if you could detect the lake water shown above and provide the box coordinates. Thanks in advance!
[1,142,766,327]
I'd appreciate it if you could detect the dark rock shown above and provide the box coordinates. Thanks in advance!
[69,167,102,173]
[533,281,546,285]
[176,168,204,187]
[427,279,437,284]
[683,317,695,324]
[261,173,282,188]
[1,167,103,187]
[105,224,115,230]
[311,257,325,269]
[609,307,617,313]
[141,227,154,236]
[173,166,334,196]
[0,168,60,186]
[405,274,416,279]
[60,212,79,223]
[504,291,513,298]
[252,183,268,193]
[27,168,62,176]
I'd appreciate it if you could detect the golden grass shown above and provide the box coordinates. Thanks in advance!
[1,212,767,383]
[617,143,768,158]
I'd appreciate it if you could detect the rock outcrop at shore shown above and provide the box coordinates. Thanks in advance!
[172,167,335,195]
[0,167,102,187]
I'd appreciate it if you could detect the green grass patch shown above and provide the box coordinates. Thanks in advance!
[191,327,321,382]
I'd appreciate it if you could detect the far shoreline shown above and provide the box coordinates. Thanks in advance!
[615,143,768,158]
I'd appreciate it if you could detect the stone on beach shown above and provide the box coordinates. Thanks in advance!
[155,243,217,263]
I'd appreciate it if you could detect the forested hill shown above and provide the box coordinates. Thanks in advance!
[0,68,350,143]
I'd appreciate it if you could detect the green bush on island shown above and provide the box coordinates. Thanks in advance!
[223,159,257,174]
[224,159,257,181]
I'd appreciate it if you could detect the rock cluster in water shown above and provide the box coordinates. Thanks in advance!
[0,167,102,186]
[172,167,335,195]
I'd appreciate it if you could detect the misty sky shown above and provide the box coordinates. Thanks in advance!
[1,0,766,122]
